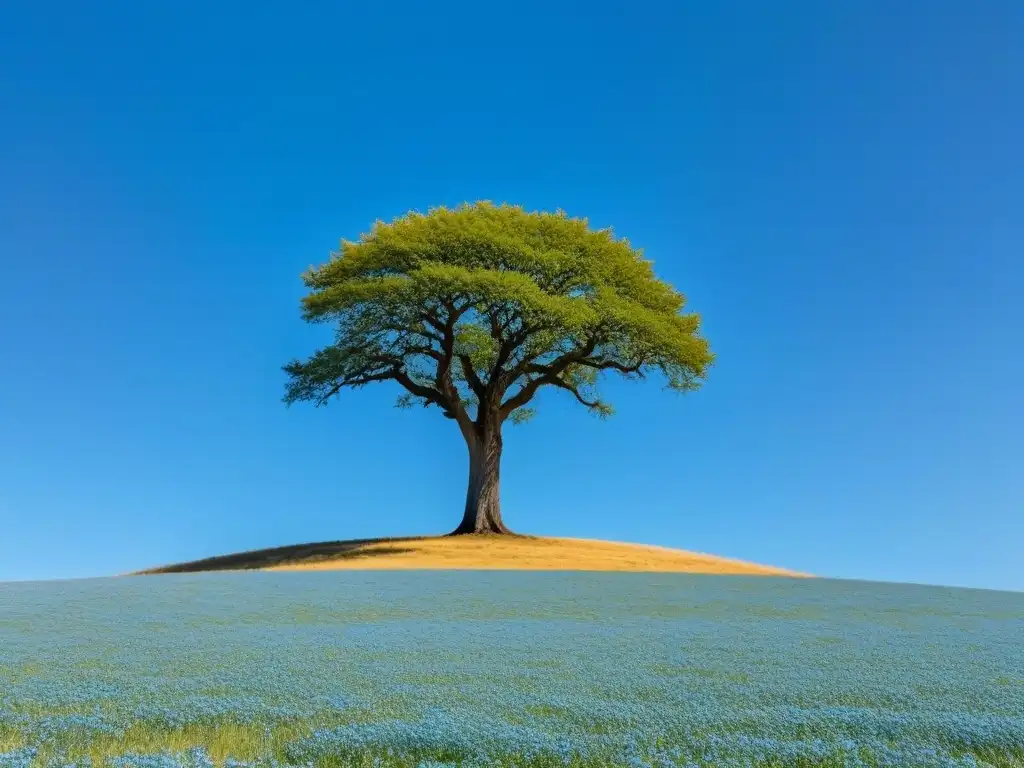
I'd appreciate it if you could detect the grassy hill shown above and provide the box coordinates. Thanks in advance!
[137,534,807,576]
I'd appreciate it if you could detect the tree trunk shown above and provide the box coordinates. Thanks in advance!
[451,425,511,535]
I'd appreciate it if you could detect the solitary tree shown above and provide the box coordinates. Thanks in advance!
[284,203,713,534]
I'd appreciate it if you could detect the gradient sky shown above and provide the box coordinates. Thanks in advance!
[1,1,1021,589]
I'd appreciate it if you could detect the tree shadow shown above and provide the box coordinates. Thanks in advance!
[135,536,429,574]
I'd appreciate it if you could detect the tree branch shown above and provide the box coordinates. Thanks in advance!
[420,309,447,333]
[458,354,487,400]
[577,357,647,375]
[498,337,598,418]
[491,324,536,384]
[391,368,451,411]
[315,370,396,404]
[547,376,602,408]
[406,345,444,361]
[430,300,475,438]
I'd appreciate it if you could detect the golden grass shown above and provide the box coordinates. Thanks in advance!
[264,535,806,576]
[139,534,809,577]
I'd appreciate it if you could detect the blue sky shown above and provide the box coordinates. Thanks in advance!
[1,2,1021,589]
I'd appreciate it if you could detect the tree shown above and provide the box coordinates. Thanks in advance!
[283,202,714,534]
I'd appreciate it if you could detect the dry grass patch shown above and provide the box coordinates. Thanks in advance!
[140,535,808,576]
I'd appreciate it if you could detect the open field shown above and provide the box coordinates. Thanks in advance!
[1,571,1023,767]
[138,535,807,576]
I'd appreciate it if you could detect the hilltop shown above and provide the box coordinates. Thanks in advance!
[137,534,807,576]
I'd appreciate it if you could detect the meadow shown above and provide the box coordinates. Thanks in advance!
[0,571,1022,768]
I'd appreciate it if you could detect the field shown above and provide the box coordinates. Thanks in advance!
[1,571,1022,768]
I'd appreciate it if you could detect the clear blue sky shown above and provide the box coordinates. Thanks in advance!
[1,2,1021,589]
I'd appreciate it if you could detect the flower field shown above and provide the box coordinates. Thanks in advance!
[0,571,1022,767]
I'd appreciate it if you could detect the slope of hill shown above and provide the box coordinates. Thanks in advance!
[138,534,808,576]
